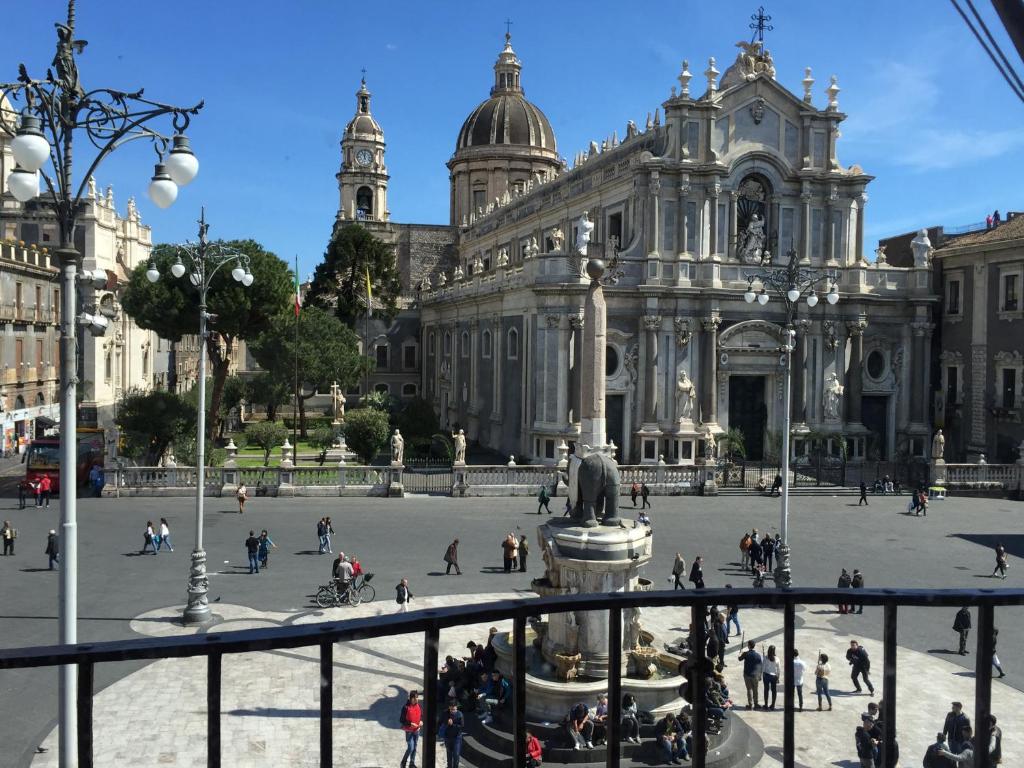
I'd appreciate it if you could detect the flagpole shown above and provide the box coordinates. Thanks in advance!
[364,264,371,400]
[293,255,299,453]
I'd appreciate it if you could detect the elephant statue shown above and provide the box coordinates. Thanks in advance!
[568,450,622,528]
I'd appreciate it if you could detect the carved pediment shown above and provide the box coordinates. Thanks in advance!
[718,320,783,352]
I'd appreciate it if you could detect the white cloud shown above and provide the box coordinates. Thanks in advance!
[897,128,1024,171]
[385,43,398,51]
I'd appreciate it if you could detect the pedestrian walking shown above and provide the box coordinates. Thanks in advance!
[399,689,423,768]
[953,606,971,655]
[858,481,868,505]
[45,529,59,570]
[689,555,705,589]
[791,649,808,711]
[630,481,640,507]
[525,728,543,767]
[837,568,852,614]
[2,520,16,556]
[727,600,741,638]
[158,518,174,551]
[851,569,864,614]
[942,701,971,753]
[670,552,686,589]
[640,482,651,509]
[739,533,752,570]
[738,640,763,710]
[444,538,462,575]
[317,518,327,554]
[141,521,157,555]
[38,474,52,507]
[441,700,465,768]
[537,485,551,514]
[236,482,248,513]
[258,529,276,569]
[846,640,874,695]
[762,644,779,710]
[991,628,1006,677]
[748,536,763,575]
[502,533,516,573]
[245,530,261,574]
[88,463,105,497]
[992,542,1008,579]
[563,497,573,517]
[396,577,413,613]
[815,653,832,711]
[511,532,519,570]
[324,517,335,554]
[762,534,775,573]
[519,534,529,572]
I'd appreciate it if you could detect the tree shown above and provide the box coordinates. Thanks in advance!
[360,388,395,414]
[343,407,390,464]
[246,371,291,422]
[116,389,195,466]
[306,224,402,326]
[719,428,747,463]
[309,426,340,465]
[250,305,369,437]
[246,421,289,465]
[121,239,293,439]
[219,375,247,437]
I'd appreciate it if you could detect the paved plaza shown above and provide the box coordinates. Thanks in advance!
[0,491,1022,766]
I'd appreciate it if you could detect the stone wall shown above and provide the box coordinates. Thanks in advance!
[392,223,457,293]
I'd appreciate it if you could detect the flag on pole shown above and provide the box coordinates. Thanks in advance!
[365,265,373,318]
[294,259,302,317]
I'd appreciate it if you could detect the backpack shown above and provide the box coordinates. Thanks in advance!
[400,704,410,726]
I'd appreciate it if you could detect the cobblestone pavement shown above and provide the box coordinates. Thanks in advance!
[28,594,1024,768]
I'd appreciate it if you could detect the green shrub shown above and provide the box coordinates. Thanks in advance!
[343,408,390,464]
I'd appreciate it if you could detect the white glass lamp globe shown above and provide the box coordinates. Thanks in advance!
[164,135,199,186]
[170,259,186,279]
[786,286,800,303]
[231,265,245,282]
[743,288,755,303]
[147,164,178,209]
[8,166,39,202]
[11,116,50,172]
[806,292,819,308]
[189,272,201,287]
[241,270,254,287]
[145,262,160,283]
[827,284,840,305]
[757,291,769,306]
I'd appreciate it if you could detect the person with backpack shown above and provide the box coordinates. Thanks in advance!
[846,640,874,695]
[236,482,248,513]
[399,690,423,768]
[537,485,550,514]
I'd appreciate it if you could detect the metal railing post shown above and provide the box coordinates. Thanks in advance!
[208,653,221,768]
[974,602,995,768]
[423,624,440,768]
[320,641,332,768]
[881,604,897,768]
[606,606,622,768]
[513,615,527,768]
[77,662,93,768]
[783,601,795,768]
[691,601,708,768]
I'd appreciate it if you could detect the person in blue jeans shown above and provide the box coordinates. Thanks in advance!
[726,596,741,638]
[441,701,464,768]
[399,690,422,768]
[245,530,261,574]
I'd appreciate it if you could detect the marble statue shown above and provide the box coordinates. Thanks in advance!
[823,372,844,419]
[625,608,642,650]
[575,212,595,256]
[737,213,767,263]
[910,229,933,268]
[453,264,464,281]
[550,226,565,252]
[496,247,509,267]
[874,245,888,265]
[932,429,945,460]
[528,236,539,257]
[331,381,346,422]
[704,428,717,460]
[452,429,467,464]
[675,369,696,421]
[390,429,404,465]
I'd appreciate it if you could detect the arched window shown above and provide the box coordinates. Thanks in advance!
[507,328,519,360]
[356,186,374,220]
[35,392,45,405]
[461,331,470,357]
[482,329,492,359]
[443,331,451,356]
[14,395,25,410]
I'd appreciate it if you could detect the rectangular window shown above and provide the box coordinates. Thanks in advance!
[34,286,41,319]
[15,339,23,369]
[545,439,555,459]
[946,366,959,405]
[15,283,23,315]
[374,383,390,395]
[780,208,795,253]
[35,339,42,367]
[472,189,486,213]
[402,383,417,397]
[663,205,675,252]
[947,279,961,314]
[685,201,697,252]
[1003,273,1019,311]
[686,121,700,159]
[375,344,388,370]
[716,203,727,255]
[53,289,59,323]
[607,212,623,245]
[1003,368,1017,410]
[483,253,491,271]
[831,211,843,260]
[812,132,826,167]
[403,345,416,370]
[811,209,823,259]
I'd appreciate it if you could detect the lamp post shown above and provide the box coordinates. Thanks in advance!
[1,3,202,764]
[743,249,839,588]
[146,211,253,624]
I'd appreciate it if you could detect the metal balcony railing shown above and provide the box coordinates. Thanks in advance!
[0,587,1019,768]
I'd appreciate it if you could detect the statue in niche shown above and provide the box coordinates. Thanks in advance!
[575,211,595,256]
[932,429,945,460]
[550,226,565,252]
[676,369,696,422]
[452,429,467,464]
[823,373,844,419]
[496,247,509,267]
[737,213,767,264]
[390,429,405,465]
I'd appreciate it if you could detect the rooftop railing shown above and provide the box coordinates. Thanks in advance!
[0,587,1019,768]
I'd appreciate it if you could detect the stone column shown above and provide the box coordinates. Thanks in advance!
[800,188,812,263]
[641,315,661,424]
[701,316,721,425]
[468,317,479,413]
[492,315,502,421]
[708,184,720,257]
[648,172,661,258]
[569,313,584,424]
[728,190,739,260]
[855,193,867,265]
[679,183,691,255]
[547,313,568,425]
[793,319,811,423]
[581,275,607,450]
[910,321,933,424]
[824,198,834,263]
[845,318,867,426]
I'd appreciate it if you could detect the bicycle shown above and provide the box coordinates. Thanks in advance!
[314,573,375,608]
[353,572,375,603]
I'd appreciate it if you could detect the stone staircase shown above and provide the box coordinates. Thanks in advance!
[716,485,862,497]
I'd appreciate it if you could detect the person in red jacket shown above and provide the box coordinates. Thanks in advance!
[525,728,542,767]
[400,690,422,768]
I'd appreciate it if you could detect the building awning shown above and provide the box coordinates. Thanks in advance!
[35,415,57,428]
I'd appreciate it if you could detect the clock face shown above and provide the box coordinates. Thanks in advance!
[356,149,373,167]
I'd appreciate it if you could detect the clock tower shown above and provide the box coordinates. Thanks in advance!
[337,77,389,227]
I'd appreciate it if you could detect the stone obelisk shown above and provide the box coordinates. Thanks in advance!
[579,258,607,451]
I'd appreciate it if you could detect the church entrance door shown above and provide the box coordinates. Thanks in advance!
[607,394,625,462]
[862,395,888,460]
[728,376,767,460]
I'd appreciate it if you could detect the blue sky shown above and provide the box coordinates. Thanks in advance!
[4,1,1022,277]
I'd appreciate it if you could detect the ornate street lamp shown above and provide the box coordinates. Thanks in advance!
[0,3,202,763]
[147,211,252,625]
[744,248,839,588]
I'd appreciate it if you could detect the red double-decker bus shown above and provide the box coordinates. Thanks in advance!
[24,429,105,495]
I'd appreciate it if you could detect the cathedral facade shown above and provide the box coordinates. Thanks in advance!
[337,34,936,466]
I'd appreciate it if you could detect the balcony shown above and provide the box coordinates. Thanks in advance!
[0,587,1016,768]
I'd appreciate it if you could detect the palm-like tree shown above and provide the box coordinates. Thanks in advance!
[719,428,747,463]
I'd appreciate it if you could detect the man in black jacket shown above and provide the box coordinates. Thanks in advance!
[846,640,874,695]
[689,555,705,589]
[851,569,865,614]
[953,606,971,655]
[942,702,971,753]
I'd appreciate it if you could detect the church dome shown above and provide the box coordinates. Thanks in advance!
[454,34,557,154]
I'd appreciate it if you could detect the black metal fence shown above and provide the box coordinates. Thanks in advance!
[721,459,930,490]
[403,466,454,494]
[0,587,1018,768]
